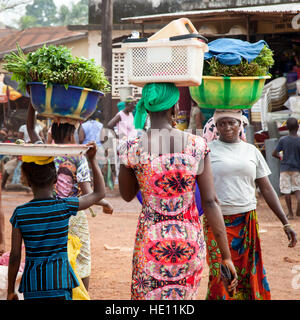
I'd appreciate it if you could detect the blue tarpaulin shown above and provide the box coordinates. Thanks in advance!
[204,38,267,65]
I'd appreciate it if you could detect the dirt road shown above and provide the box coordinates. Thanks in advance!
[2,188,300,300]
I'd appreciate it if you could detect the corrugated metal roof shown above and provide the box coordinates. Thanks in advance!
[0,26,87,58]
[121,3,300,22]
[0,28,18,40]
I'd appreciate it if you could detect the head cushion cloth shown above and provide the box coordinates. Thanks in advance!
[213,109,243,124]
[22,156,54,165]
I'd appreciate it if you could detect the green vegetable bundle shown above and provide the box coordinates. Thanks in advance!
[3,44,111,94]
[203,45,274,77]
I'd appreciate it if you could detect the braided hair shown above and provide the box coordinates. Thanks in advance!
[51,122,75,144]
[21,161,57,188]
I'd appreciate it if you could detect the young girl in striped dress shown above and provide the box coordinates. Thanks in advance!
[7,142,105,300]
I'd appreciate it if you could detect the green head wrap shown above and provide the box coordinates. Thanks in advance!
[134,83,180,129]
[117,101,126,111]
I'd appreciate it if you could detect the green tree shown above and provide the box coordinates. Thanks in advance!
[55,0,88,26]
[57,5,70,26]
[25,0,57,26]
[19,15,39,29]
[69,0,88,25]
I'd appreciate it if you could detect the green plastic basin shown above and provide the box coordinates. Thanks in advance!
[189,75,270,109]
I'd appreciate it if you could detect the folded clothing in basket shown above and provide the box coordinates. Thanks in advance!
[205,38,267,65]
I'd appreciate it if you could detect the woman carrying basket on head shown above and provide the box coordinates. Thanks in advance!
[204,109,297,300]
[118,82,237,300]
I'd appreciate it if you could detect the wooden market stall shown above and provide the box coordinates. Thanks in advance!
[121,3,300,129]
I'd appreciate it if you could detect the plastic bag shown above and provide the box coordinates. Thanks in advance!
[67,234,90,300]
[0,266,23,300]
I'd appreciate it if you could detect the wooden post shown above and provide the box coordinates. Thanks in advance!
[101,0,113,126]
[246,15,250,42]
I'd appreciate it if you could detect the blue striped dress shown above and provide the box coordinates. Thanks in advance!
[10,197,80,300]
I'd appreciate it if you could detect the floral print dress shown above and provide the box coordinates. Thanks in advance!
[120,133,208,300]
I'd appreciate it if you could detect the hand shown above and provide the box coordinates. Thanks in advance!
[7,292,19,300]
[102,201,114,215]
[86,141,97,161]
[284,226,297,248]
[221,258,238,294]
[96,199,113,214]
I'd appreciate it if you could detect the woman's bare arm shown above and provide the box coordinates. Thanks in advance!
[118,164,139,202]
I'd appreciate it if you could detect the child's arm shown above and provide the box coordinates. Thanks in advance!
[98,199,113,214]
[7,227,22,300]
[80,181,113,214]
[78,142,106,211]
[27,101,41,143]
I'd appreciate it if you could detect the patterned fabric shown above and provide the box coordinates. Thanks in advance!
[54,156,90,198]
[10,197,80,295]
[203,210,271,300]
[54,156,91,278]
[119,133,208,300]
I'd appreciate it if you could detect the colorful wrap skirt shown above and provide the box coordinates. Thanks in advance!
[203,210,271,300]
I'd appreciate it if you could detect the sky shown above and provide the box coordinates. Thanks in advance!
[0,0,81,27]
[0,0,162,27]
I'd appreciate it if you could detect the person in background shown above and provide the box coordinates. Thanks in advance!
[78,111,103,147]
[6,129,16,143]
[272,117,300,219]
[18,121,44,143]
[1,156,23,190]
[107,96,136,139]
[188,100,205,135]
[7,142,105,300]
[205,109,297,300]
[0,128,7,142]
[78,113,114,214]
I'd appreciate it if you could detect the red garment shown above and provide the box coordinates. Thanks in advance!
[203,210,271,300]
[120,134,209,300]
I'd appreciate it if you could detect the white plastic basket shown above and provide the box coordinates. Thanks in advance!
[122,35,208,87]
